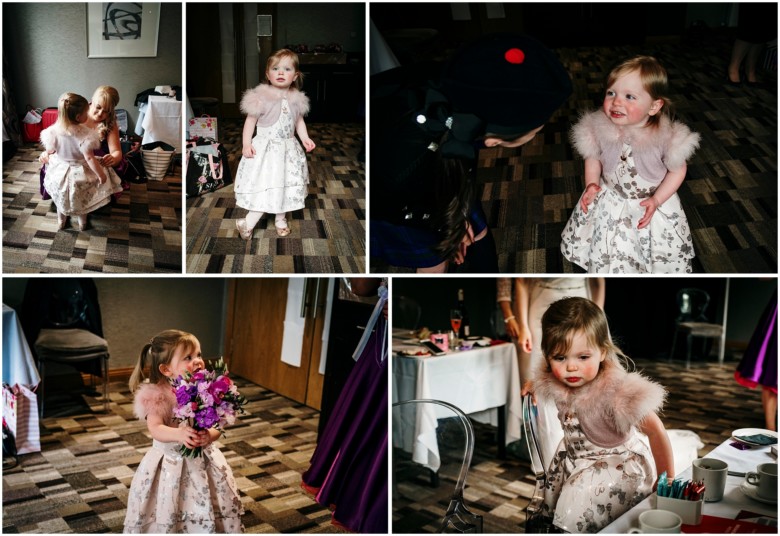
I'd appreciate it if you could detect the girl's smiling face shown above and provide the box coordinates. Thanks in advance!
[602,69,663,129]
[267,57,298,89]
[161,340,205,379]
[548,330,605,388]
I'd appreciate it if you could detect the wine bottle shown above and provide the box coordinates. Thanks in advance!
[457,288,471,338]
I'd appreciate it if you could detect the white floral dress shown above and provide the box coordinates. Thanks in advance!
[541,410,655,533]
[41,124,123,216]
[123,383,243,533]
[561,142,694,273]
[234,97,308,213]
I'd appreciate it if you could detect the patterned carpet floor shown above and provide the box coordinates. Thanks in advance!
[185,121,365,274]
[371,32,777,274]
[393,355,771,533]
[2,375,347,534]
[2,146,182,273]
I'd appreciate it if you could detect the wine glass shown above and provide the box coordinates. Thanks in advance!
[450,309,462,342]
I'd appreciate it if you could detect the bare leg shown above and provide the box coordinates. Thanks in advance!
[745,43,762,82]
[762,387,777,431]
[728,39,751,82]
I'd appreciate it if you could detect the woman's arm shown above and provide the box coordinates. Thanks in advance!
[515,279,532,353]
[639,412,675,479]
[295,116,315,152]
[100,123,123,168]
[589,278,606,309]
[638,165,687,229]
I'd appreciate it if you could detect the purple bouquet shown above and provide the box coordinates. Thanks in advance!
[171,357,247,458]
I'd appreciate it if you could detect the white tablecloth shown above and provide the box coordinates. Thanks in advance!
[141,96,182,151]
[602,438,778,532]
[2,304,40,387]
[392,337,521,471]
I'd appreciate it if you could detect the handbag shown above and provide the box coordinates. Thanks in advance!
[2,383,41,455]
[21,106,43,143]
[141,141,176,181]
[185,137,232,197]
[188,114,218,140]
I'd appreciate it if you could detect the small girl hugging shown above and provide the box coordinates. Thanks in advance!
[530,297,673,533]
[123,330,243,533]
[234,48,316,240]
[560,56,700,273]
[40,92,123,231]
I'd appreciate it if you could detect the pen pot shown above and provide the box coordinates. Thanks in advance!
[656,494,703,525]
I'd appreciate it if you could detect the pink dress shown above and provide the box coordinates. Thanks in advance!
[123,382,243,533]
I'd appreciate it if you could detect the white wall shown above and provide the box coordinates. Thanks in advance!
[3,3,182,130]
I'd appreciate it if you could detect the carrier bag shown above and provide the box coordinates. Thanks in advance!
[21,106,43,143]
[141,141,175,181]
[187,115,218,140]
[2,383,41,455]
[184,137,232,197]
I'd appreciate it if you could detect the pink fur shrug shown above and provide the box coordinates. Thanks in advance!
[239,84,310,128]
[133,382,176,424]
[534,359,666,448]
[571,110,700,183]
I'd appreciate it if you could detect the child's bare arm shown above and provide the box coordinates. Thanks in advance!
[146,413,201,449]
[638,165,687,229]
[639,412,675,479]
[580,158,602,213]
[296,116,316,152]
[85,152,108,184]
[242,115,259,158]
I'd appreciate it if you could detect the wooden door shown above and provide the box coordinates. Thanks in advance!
[225,278,328,407]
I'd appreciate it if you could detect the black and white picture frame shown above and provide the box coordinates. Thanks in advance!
[86,3,160,58]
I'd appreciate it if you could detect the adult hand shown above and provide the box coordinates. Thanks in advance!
[505,317,521,339]
[101,154,117,168]
[518,325,533,354]
[521,380,537,405]
[579,183,601,213]
[638,197,659,229]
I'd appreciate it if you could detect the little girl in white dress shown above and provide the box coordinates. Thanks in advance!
[41,92,122,231]
[234,48,316,239]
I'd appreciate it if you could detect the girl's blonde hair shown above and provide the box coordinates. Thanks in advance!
[91,85,120,141]
[265,48,304,90]
[606,55,673,127]
[55,92,89,132]
[129,329,200,392]
[541,296,632,372]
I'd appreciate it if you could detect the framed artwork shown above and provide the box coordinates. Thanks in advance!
[86,3,160,58]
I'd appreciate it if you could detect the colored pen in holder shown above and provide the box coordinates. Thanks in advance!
[655,472,704,525]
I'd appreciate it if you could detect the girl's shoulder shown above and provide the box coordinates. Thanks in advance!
[133,382,176,421]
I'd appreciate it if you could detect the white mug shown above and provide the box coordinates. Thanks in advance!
[692,457,728,502]
[746,462,778,501]
[628,510,682,533]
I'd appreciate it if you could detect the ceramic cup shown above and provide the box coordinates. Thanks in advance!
[692,457,728,502]
[746,462,778,501]
[628,510,682,533]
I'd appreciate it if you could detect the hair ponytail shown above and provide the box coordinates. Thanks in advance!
[129,343,152,393]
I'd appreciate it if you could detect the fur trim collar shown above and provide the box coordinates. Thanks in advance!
[534,360,666,447]
[239,83,310,119]
[133,382,176,422]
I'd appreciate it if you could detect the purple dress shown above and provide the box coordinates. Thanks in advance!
[735,290,777,393]
[301,290,388,533]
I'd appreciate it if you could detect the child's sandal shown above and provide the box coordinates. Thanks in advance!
[275,218,291,237]
[235,219,253,240]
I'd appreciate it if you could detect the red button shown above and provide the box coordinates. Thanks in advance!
[505,48,525,64]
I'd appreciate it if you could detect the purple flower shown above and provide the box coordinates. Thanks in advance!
[195,406,219,429]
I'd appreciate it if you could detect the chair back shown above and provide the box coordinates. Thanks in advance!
[393,296,422,330]
[676,288,711,322]
[45,281,90,329]
[392,399,483,533]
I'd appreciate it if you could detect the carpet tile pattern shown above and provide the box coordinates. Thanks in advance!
[371,33,777,273]
[2,376,347,534]
[185,122,365,274]
[393,356,770,533]
[2,146,182,273]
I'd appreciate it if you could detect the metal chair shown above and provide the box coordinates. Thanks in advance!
[27,280,110,417]
[393,399,483,533]
[393,295,422,330]
[669,288,726,368]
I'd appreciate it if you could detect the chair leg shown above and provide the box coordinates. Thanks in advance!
[103,356,109,413]
[686,333,693,369]
[38,359,45,419]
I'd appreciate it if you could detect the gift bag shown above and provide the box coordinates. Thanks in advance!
[21,106,43,144]
[185,137,232,197]
[188,114,218,139]
[2,383,40,455]
[141,141,176,181]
